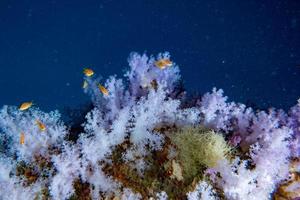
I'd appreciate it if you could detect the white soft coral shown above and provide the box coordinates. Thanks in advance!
[187,181,218,200]
[212,126,291,200]
[0,106,67,161]
[50,143,81,200]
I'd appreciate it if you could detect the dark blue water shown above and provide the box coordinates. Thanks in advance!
[0,0,299,111]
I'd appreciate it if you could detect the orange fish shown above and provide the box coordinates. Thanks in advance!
[155,58,172,69]
[83,68,94,77]
[98,84,109,96]
[36,120,46,131]
[19,102,33,111]
[20,132,25,145]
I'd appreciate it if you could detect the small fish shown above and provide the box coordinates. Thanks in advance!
[19,102,33,111]
[83,68,94,77]
[98,84,109,96]
[82,80,88,89]
[20,132,25,145]
[36,120,46,131]
[155,58,172,69]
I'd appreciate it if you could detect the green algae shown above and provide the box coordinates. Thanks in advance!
[169,126,231,183]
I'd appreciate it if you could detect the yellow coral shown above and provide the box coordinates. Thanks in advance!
[170,126,231,182]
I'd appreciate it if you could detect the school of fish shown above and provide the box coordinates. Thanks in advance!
[17,59,172,145]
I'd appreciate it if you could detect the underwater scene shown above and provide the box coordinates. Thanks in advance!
[0,1,300,200]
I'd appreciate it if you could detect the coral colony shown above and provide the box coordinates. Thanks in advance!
[1,52,300,200]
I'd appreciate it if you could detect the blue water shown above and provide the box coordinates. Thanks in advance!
[0,0,299,111]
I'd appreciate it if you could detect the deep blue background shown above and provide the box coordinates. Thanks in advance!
[0,0,299,111]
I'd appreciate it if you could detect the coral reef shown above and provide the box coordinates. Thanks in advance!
[0,52,299,199]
